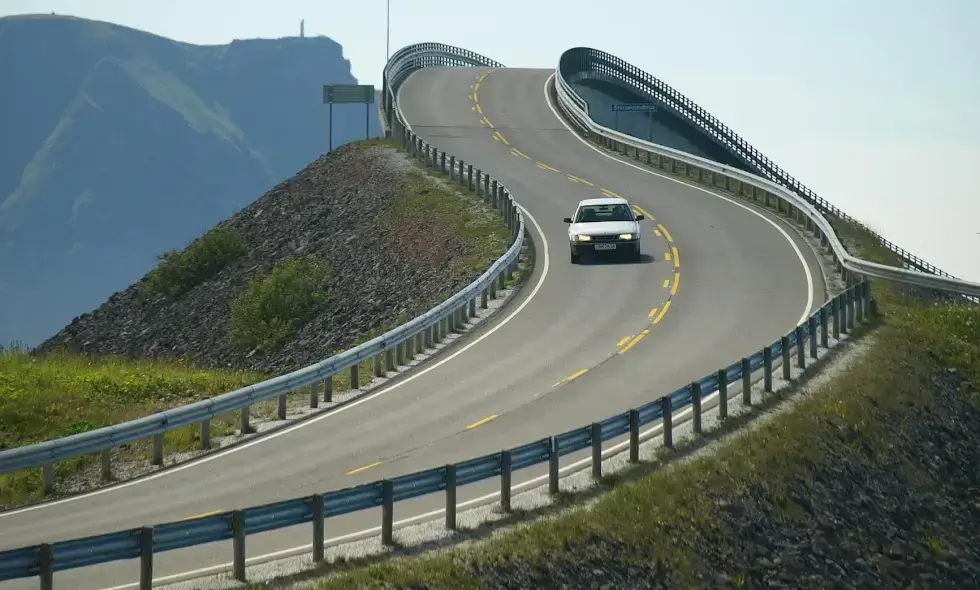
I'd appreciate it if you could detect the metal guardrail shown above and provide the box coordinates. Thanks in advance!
[554,47,980,302]
[0,43,523,495]
[0,40,880,590]
[0,284,873,589]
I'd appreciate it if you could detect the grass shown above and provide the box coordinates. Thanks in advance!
[0,349,266,508]
[140,224,246,299]
[0,138,518,509]
[287,213,979,588]
[228,257,332,353]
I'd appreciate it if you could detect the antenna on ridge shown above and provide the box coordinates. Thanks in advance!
[300,19,305,38]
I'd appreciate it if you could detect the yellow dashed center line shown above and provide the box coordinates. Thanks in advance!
[653,301,672,324]
[632,204,655,220]
[179,510,224,522]
[476,104,483,115]
[662,279,670,288]
[553,368,589,387]
[670,272,680,296]
[618,329,650,355]
[468,94,473,101]
[617,336,631,347]
[493,132,510,145]
[600,188,622,199]
[657,224,673,242]
[537,162,560,173]
[346,460,384,476]
[648,307,659,318]
[510,148,531,159]
[466,414,499,430]
[567,174,594,186]
[664,252,671,261]
[671,246,680,268]
[654,229,662,237]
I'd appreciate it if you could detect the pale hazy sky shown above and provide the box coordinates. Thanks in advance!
[4,0,979,281]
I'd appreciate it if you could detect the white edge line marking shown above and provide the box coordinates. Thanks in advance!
[104,391,722,590]
[103,71,817,590]
[542,73,815,326]
[0,197,551,518]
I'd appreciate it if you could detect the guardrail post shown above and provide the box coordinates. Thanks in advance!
[139,526,153,590]
[440,151,446,174]
[423,325,433,348]
[240,406,250,436]
[483,175,490,203]
[475,169,482,196]
[481,287,489,309]
[153,433,164,465]
[386,347,395,372]
[350,364,360,390]
[763,347,773,392]
[795,326,806,370]
[324,376,333,403]
[500,450,512,512]
[374,353,385,378]
[781,336,791,381]
[717,369,728,420]
[489,276,498,300]
[448,155,455,179]
[445,464,457,530]
[101,448,112,482]
[856,284,865,323]
[691,382,702,435]
[469,297,477,318]
[459,160,466,186]
[820,307,829,348]
[381,479,394,545]
[548,436,559,496]
[629,409,640,463]
[432,321,442,345]
[416,330,424,353]
[661,396,673,450]
[407,333,416,359]
[808,317,818,359]
[201,419,211,450]
[39,543,53,590]
[591,422,602,480]
[232,509,246,581]
[491,180,498,208]
[396,338,405,365]
[278,392,288,418]
[497,264,507,291]
[840,293,850,335]
[742,357,752,406]
[848,288,857,331]
[309,381,319,409]
[312,493,325,563]
[833,296,841,339]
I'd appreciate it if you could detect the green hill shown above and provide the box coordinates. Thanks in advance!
[0,14,381,347]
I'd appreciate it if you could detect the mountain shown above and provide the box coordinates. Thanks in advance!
[0,14,382,347]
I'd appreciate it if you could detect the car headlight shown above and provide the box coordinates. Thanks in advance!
[619,234,633,240]
[572,234,592,242]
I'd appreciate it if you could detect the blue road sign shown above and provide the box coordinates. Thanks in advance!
[612,103,657,112]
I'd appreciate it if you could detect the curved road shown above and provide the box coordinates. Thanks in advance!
[0,66,824,590]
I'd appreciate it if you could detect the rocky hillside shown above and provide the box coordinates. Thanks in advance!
[36,141,511,375]
[0,14,381,348]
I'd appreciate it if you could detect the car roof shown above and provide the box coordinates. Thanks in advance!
[577,197,628,207]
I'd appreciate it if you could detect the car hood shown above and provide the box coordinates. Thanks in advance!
[568,221,639,236]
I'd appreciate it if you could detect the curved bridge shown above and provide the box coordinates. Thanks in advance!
[0,42,976,590]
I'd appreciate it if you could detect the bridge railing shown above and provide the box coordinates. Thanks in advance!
[555,46,980,302]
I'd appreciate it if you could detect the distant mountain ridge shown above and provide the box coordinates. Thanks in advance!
[0,14,381,346]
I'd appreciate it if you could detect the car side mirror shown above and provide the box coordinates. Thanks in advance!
[562,217,573,223]
[635,214,645,221]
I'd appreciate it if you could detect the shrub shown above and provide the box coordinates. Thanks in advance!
[227,257,331,353]
[140,225,246,299]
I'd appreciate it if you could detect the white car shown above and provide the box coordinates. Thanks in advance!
[563,197,644,264]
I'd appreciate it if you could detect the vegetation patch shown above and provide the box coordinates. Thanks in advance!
[289,219,980,589]
[227,257,332,353]
[0,347,265,508]
[140,224,246,299]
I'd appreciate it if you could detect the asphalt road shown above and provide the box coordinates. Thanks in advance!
[0,66,825,590]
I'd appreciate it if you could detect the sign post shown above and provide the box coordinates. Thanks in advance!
[322,84,377,152]
[612,103,657,141]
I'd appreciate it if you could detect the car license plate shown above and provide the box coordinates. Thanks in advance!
[594,243,617,251]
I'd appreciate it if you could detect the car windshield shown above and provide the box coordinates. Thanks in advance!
[574,204,634,223]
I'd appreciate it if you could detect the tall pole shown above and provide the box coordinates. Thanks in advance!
[385,0,391,60]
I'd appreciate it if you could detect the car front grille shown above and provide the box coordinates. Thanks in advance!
[591,234,628,242]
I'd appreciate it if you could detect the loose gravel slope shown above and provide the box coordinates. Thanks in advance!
[36,140,511,375]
